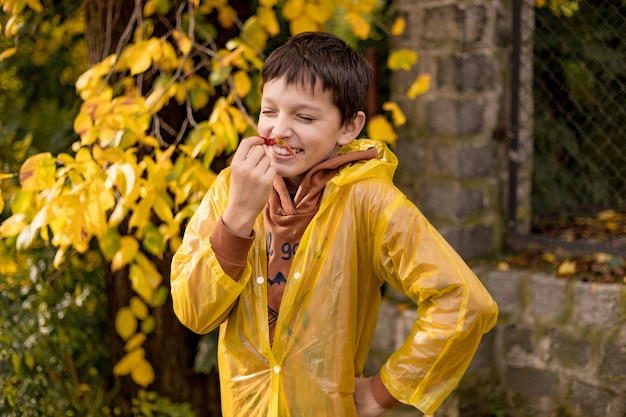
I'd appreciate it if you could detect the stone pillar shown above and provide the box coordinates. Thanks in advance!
[389,0,534,258]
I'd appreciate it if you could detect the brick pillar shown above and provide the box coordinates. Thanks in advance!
[389,0,534,259]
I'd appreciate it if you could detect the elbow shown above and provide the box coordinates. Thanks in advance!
[472,292,499,333]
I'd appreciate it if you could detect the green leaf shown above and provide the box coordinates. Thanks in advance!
[209,65,231,87]
[143,224,166,256]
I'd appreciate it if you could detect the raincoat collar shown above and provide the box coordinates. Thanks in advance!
[332,139,398,186]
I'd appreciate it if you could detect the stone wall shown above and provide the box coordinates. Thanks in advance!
[388,0,536,260]
[367,270,626,417]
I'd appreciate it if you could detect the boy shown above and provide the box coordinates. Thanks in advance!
[171,32,498,416]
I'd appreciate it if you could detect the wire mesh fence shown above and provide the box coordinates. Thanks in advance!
[531,1,626,218]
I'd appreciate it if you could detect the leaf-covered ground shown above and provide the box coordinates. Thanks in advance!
[501,209,626,284]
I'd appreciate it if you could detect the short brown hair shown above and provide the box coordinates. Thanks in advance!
[262,32,372,125]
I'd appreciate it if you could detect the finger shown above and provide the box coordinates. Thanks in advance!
[231,136,265,164]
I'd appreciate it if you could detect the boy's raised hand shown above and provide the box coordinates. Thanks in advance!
[221,136,276,237]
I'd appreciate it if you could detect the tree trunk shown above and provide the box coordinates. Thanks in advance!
[84,0,254,415]
[103,252,220,416]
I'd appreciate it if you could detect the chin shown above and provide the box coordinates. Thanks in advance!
[276,166,307,179]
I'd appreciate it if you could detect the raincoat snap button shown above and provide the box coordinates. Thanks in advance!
[273,366,281,374]
[256,276,264,284]
[293,272,301,280]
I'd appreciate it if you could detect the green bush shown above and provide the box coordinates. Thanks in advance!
[0,246,111,416]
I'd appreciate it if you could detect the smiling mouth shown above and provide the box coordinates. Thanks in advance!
[273,146,301,157]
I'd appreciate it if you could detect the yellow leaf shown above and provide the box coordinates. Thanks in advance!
[130,296,149,320]
[218,5,237,29]
[74,112,94,144]
[496,261,510,271]
[130,263,154,302]
[257,6,280,36]
[135,252,163,291]
[354,0,376,13]
[597,209,616,221]
[0,214,27,238]
[241,17,268,51]
[387,49,418,71]
[129,255,163,303]
[391,17,406,36]
[282,0,305,20]
[290,14,319,35]
[366,115,397,146]
[24,0,44,13]
[232,70,252,98]
[153,194,174,224]
[143,0,157,17]
[115,307,138,341]
[124,332,147,352]
[0,252,20,275]
[557,260,577,276]
[86,196,109,237]
[407,74,431,98]
[346,11,370,40]
[125,44,152,75]
[19,153,56,191]
[0,47,17,61]
[382,101,406,127]
[111,236,139,272]
[128,192,155,236]
[117,163,137,196]
[4,15,18,37]
[113,348,144,376]
[131,357,155,387]
[305,2,332,24]
[594,253,612,263]
[155,39,180,71]
[542,252,557,263]
[172,30,191,55]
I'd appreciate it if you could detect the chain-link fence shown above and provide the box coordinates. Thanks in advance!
[531,1,626,217]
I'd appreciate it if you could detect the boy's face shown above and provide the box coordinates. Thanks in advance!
[258,77,362,183]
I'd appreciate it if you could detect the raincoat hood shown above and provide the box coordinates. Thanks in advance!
[334,139,398,186]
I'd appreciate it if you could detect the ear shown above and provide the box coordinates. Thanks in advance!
[338,111,366,145]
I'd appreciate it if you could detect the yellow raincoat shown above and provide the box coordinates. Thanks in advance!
[171,139,498,416]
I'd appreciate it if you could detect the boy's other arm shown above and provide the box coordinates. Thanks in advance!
[371,191,498,415]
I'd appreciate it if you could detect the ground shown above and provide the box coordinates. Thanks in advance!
[502,208,626,284]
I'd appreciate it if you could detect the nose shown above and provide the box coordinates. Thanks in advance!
[269,114,293,140]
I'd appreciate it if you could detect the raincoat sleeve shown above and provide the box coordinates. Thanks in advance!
[171,169,251,334]
[370,183,498,415]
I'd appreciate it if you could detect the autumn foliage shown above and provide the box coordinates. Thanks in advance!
[0,0,430,409]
